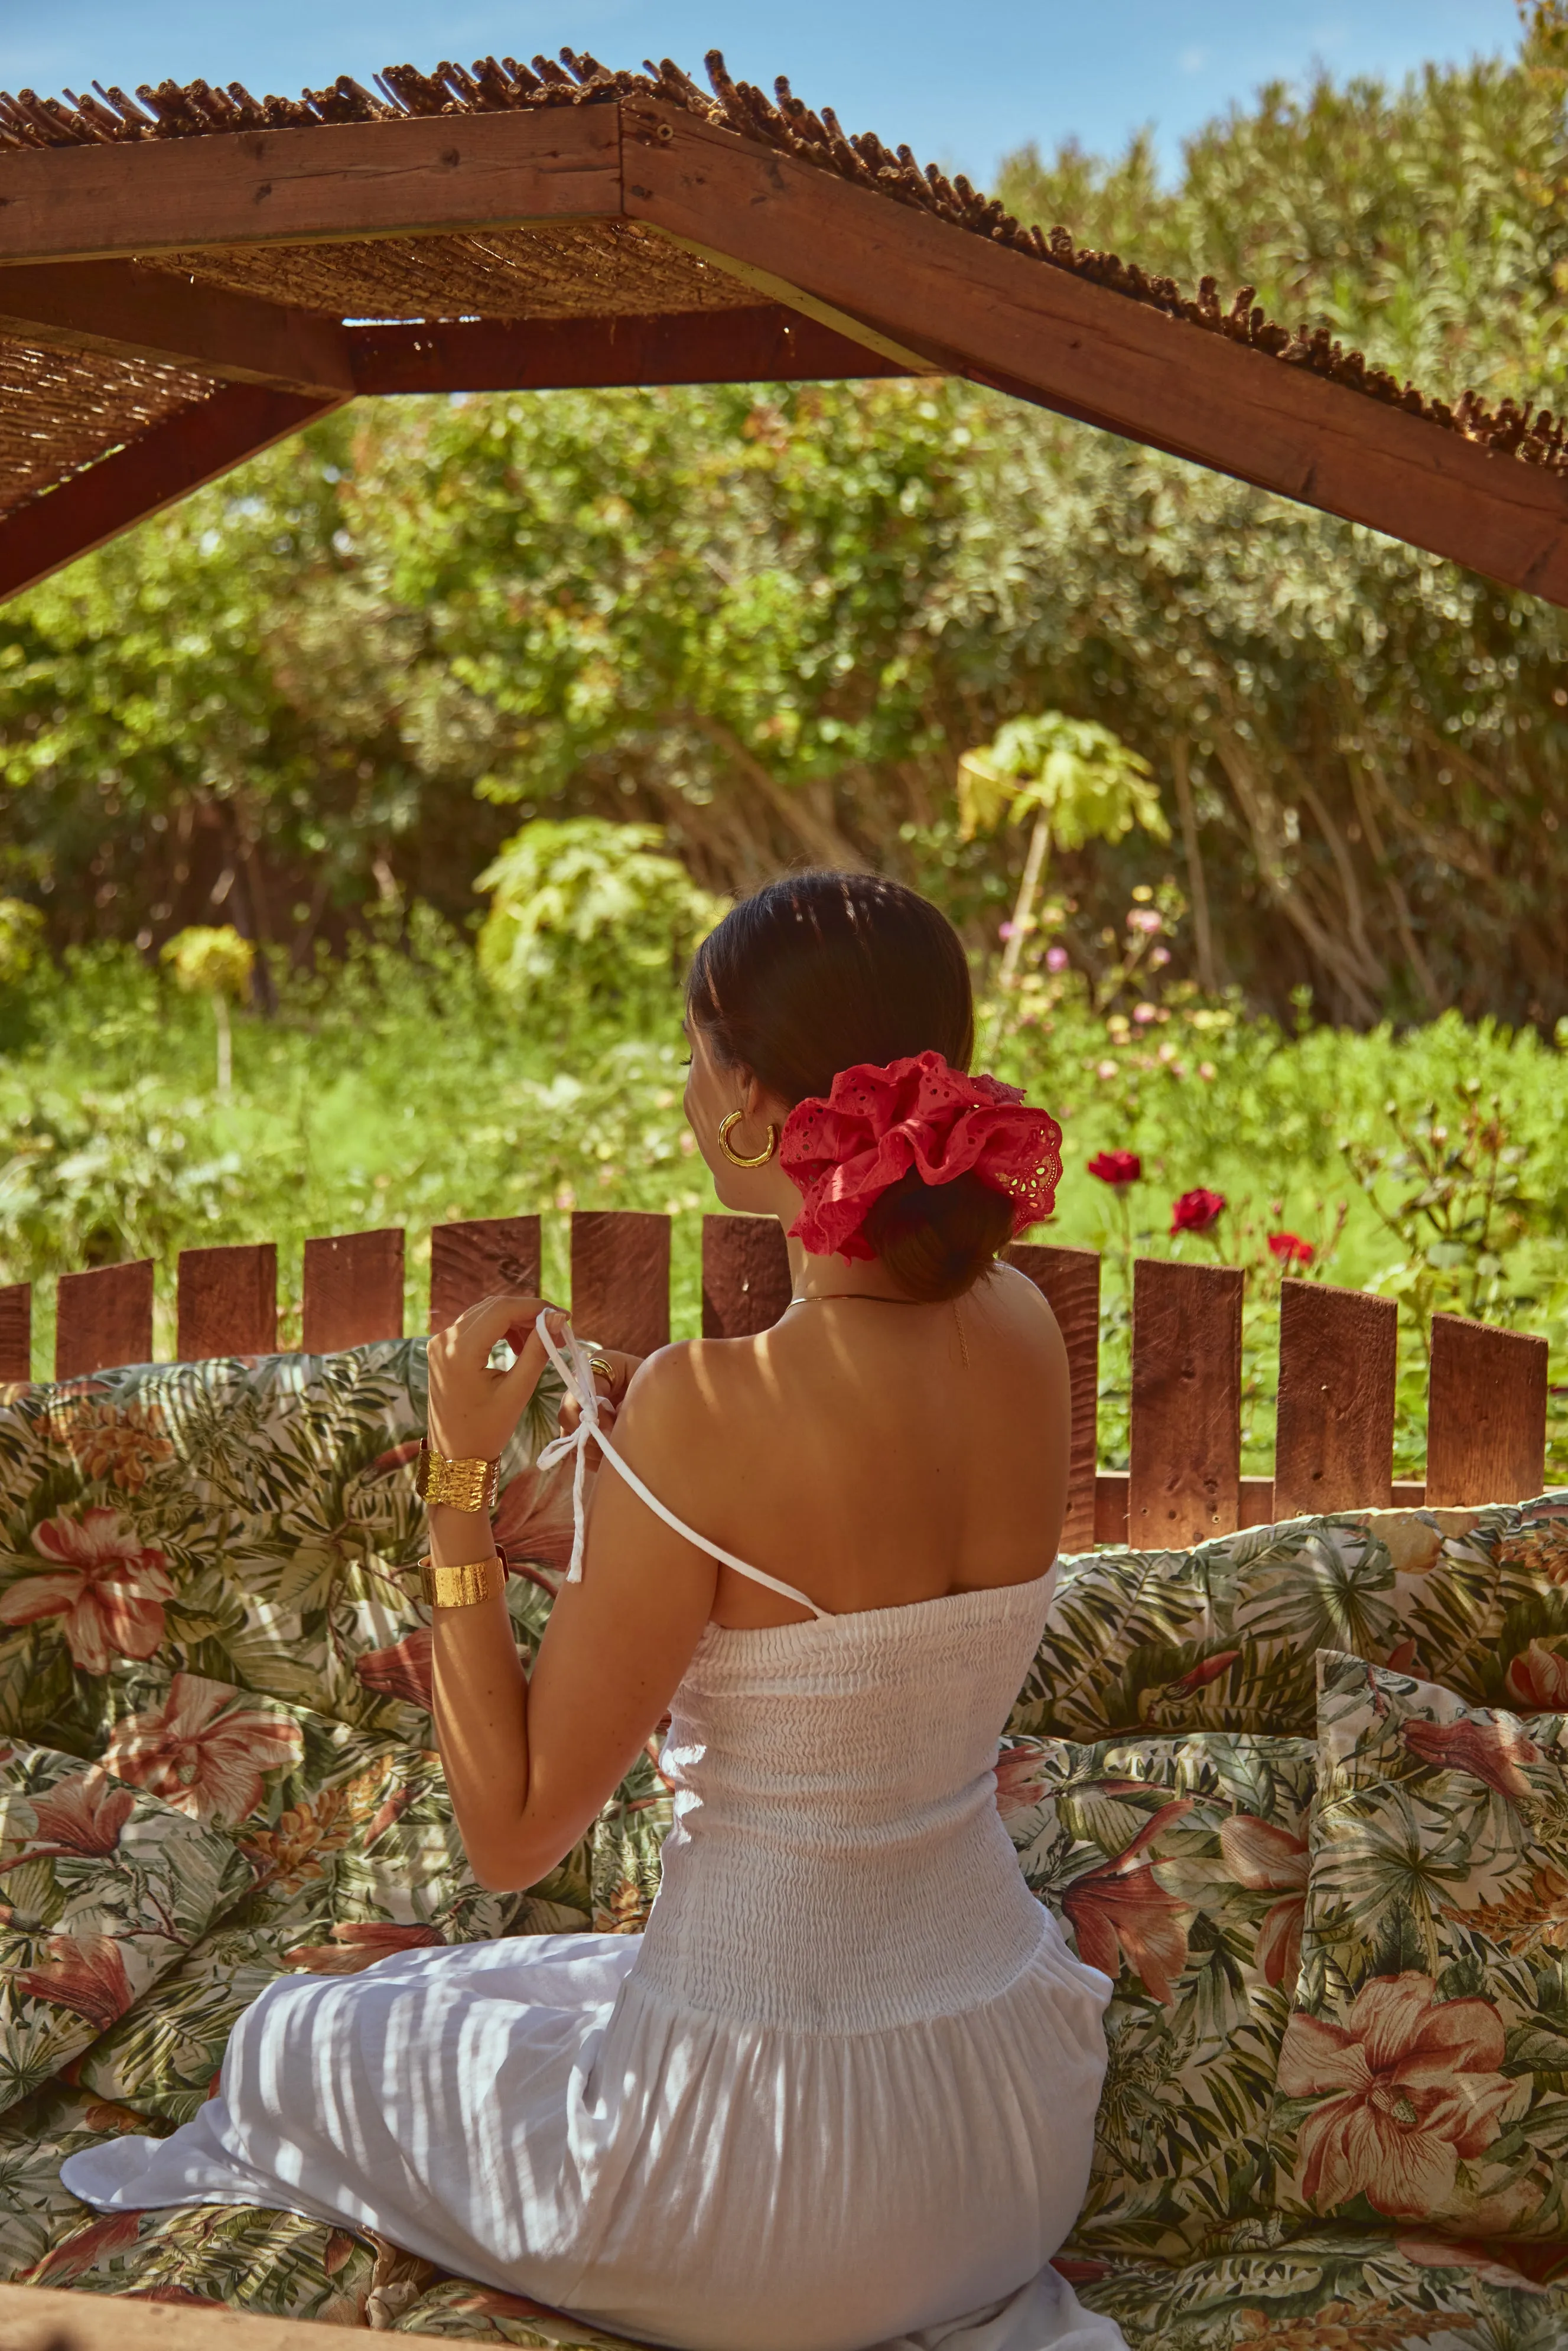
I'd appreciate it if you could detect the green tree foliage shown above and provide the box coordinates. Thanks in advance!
[2,33,1567,1031]
[476,819,723,1036]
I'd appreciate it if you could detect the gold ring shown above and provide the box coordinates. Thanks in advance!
[590,1355,614,1382]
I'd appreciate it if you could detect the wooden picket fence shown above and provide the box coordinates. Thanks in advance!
[0,1214,1552,1552]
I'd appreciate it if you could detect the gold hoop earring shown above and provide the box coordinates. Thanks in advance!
[717,1110,778,1169]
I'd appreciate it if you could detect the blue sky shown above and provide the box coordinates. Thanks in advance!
[2,2,1524,186]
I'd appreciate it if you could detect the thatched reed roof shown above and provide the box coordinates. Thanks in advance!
[1,48,1563,603]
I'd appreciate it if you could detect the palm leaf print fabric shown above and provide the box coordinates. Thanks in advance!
[1268,1651,1568,2241]
[0,1742,246,2117]
[998,1731,1313,2257]
[1013,1501,1568,1742]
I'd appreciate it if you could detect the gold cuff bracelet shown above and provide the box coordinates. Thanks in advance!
[420,1553,506,1609]
[416,1440,499,1514]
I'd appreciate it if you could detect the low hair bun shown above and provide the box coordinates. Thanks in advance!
[860,1168,1014,1303]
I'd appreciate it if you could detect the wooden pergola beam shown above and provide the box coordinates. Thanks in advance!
[622,100,1568,608]
[0,259,354,395]
[346,305,919,394]
[0,382,346,601]
[0,106,621,263]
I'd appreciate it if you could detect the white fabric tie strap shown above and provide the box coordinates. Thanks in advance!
[530,1311,829,1619]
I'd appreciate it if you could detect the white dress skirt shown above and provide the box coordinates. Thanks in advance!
[65,1337,1124,2351]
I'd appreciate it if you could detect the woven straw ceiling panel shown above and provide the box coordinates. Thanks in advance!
[141,224,759,322]
[0,342,217,513]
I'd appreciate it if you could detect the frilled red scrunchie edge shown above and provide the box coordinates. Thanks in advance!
[778,1050,1063,1263]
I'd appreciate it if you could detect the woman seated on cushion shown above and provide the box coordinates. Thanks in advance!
[65,870,1121,2351]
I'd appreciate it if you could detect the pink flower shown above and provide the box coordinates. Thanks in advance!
[19,2211,143,2287]
[2,1770,135,1864]
[355,1630,432,1712]
[1062,1799,1193,2006]
[1268,1232,1315,1267]
[998,920,1018,941]
[1170,1187,1225,1237]
[13,1933,134,2030]
[1277,1973,1515,2218]
[1088,1149,1141,1188]
[1162,1647,1241,1701]
[1219,1812,1309,1989]
[1045,947,1069,973]
[1131,1002,1158,1025]
[103,1673,303,1825]
[1125,909,1163,935]
[0,1508,173,1674]
[285,1920,445,1975]
[1198,1061,1216,1081]
[1401,1712,1541,1804]
[1504,1641,1568,1710]
[1095,1059,1119,1081]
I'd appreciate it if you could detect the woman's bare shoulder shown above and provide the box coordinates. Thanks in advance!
[614,1334,765,1442]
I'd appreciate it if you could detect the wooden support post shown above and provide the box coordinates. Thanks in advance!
[701,1215,792,1338]
[1008,1243,1100,1554]
[54,1259,154,1379]
[301,1228,405,1355]
[570,1212,671,1358]
[176,1243,278,1360]
[0,1282,30,1383]
[1274,1278,1398,1517]
[430,1217,543,1333]
[1426,1312,1549,1507]
[1129,1257,1243,1546]
[1094,1471,1130,1548]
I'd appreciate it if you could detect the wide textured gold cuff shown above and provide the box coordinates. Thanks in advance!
[416,1440,498,1514]
[420,1553,506,1609]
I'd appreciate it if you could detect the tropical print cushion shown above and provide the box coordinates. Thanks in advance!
[1010,1499,1568,1743]
[0,1344,573,1744]
[0,1739,247,2118]
[1066,2232,1568,2350]
[998,1730,1313,2258]
[0,2076,172,2282]
[1268,1651,1568,2241]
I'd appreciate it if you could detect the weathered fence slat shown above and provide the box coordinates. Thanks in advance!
[701,1214,792,1339]
[430,1217,542,1333]
[1274,1277,1397,1518]
[301,1228,404,1354]
[55,1259,154,1380]
[1009,1242,1100,1554]
[177,1243,278,1360]
[0,1282,30,1383]
[1426,1311,1548,1507]
[571,1211,671,1358]
[1129,1257,1243,1546]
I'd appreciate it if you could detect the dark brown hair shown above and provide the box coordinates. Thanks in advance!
[687,870,1013,1300]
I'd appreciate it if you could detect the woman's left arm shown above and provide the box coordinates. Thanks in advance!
[427,1298,715,1892]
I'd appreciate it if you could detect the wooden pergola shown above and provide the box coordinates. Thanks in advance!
[2,47,1567,604]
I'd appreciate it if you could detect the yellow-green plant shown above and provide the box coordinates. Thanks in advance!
[958,714,1169,988]
[160,925,255,1095]
[0,897,44,984]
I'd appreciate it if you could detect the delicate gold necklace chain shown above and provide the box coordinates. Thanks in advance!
[786,1292,970,1367]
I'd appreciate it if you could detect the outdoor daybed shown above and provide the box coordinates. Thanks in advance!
[1,1337,1565,2349]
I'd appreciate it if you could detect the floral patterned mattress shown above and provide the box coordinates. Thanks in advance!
[0,1341,1564,2348]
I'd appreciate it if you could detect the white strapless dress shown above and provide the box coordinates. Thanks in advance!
[65,1583,1119,2350]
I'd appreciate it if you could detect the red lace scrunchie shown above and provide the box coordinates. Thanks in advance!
[779,1051,1062,1263]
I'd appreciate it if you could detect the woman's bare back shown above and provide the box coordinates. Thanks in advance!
[639,1261,1071,1629]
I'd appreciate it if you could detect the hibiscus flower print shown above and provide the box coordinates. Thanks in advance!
[1277,1971,1518,2220]
[103,1672,304,1825]
[1060,1797,1193,2006]
[1219,1810,1309,1989]
[0,1508,173,1674]
[12,1932,135,2030]
[1504,1640,1568,1711]
[355,1628,432,1711]
[52,1399,174,1494]
[1,1768,135,1865]
[1400,1712,1543,1804]
[285,1920,445,1975]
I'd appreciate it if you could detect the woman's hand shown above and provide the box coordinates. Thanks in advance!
[557,1347,642,1448]
[427,1292,566,1463]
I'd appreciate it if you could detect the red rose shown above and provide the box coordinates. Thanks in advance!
[1268,1232,1314,1267]
[1088,1150,1141,1188]
[1170,1187,1225,1237]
